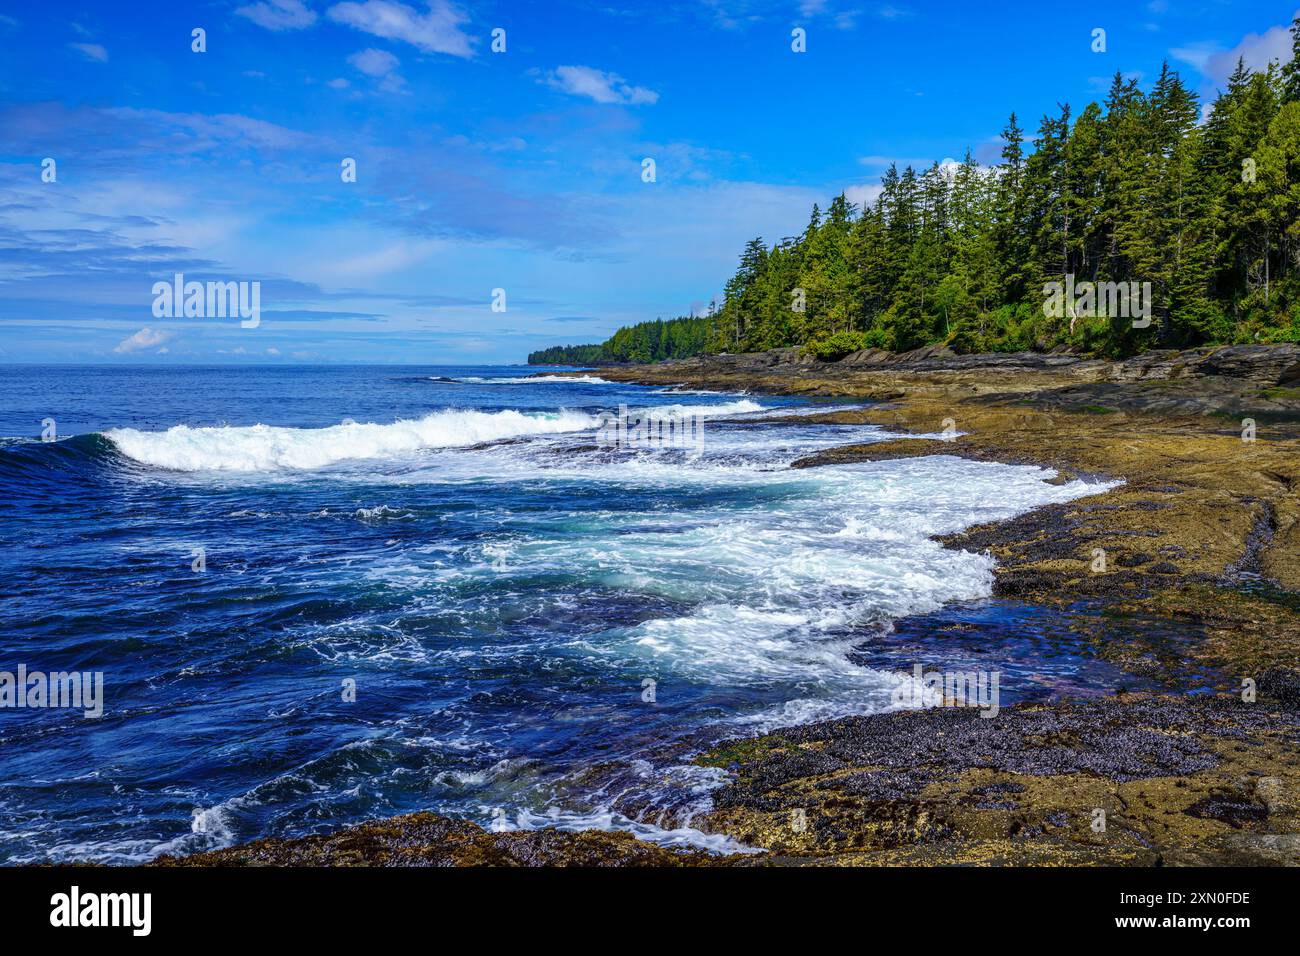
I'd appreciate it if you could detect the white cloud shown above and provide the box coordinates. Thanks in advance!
[843,183,883,208]
[1173,11,1298,90]
[542,65,659,105]
[103,107,316,152]
[348,47,399,76]
[114,328,172,353]
[347,48,406,92]
[326,0,475,58]
[1169,41,1218,71]
[235,0,318,31]
[68,42,107,62]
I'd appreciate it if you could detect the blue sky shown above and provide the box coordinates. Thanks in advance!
[0,0,1296,364]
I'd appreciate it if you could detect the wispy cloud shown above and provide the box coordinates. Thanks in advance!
[349,47,398,76]
[68,42,107,62]
[326,0,475,57]
[540,65,659,105]
[691,0,868,31]
[347,47,406,91]
[235,0,319,31]
[113,327,171,353]
[102,107,319,153]
[1169,41,1218,71]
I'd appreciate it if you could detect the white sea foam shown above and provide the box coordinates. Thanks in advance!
[510,807,759,854]
[456,374,614,385]
[380,449,1119,728]
[104,401,767,472]
[106,409,602,471]
[638,399,761,419]
[354,505,412,521]
[654,385,737,396]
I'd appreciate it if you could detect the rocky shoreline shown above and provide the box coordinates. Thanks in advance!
[160,345,1300,866]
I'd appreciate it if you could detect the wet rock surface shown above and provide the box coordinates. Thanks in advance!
[152,812,726,867]
[697,693,1300,865]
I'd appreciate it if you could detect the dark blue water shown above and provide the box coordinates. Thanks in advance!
[0,365,1133,862]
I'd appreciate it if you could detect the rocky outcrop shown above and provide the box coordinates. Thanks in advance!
[640,343,1300,392]
[1108,344,1300,385]
[152,812,725,867]
[698,692,1300,865]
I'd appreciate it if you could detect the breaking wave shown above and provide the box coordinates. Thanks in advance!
[102,401,765,472]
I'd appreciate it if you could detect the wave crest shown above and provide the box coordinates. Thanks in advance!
[105,409,599,471]
[102,400,765,472]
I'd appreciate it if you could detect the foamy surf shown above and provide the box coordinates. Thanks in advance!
[510,807,760,854]
[104,409,600,471]
[455,374,614,385]
[639,399,762,419]
[103,400,767,472]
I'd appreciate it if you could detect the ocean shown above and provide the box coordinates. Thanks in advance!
[0,365,1120,863]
